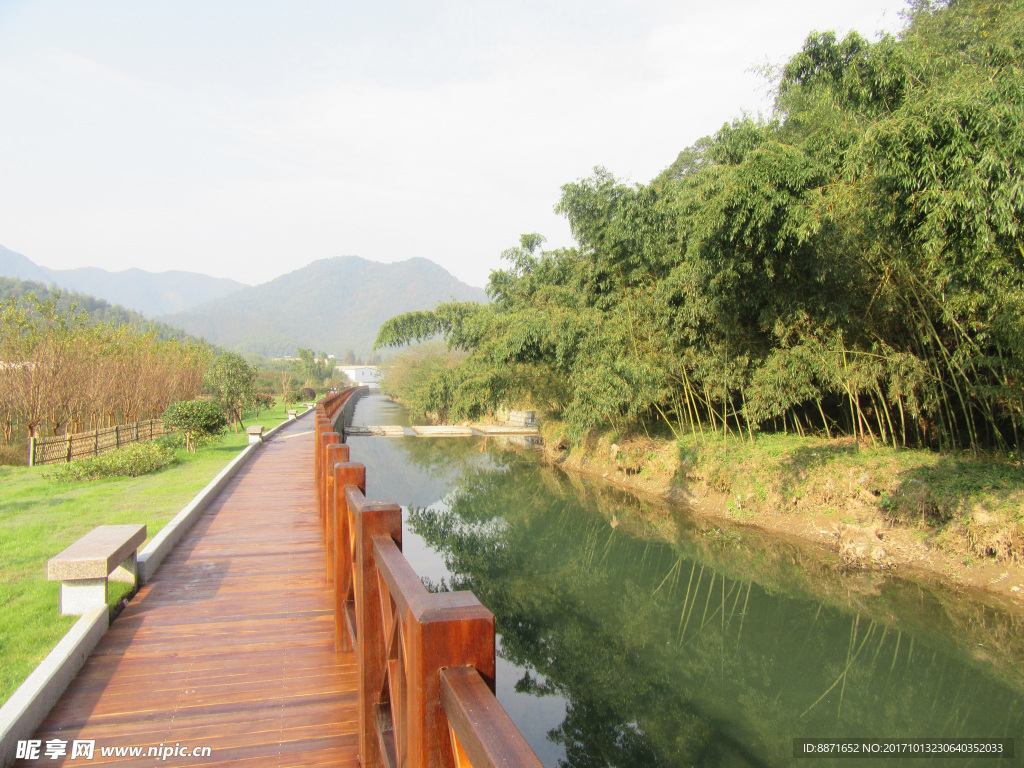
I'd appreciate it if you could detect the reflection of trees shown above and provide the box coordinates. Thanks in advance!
[408,459,1024,768]
[393,433,499,477]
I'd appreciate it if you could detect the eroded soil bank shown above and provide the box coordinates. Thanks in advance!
[537,424,1024,613]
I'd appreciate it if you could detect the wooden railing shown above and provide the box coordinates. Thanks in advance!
[316,389,543,768]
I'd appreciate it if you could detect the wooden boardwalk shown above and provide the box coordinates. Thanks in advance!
[19,420,359,767]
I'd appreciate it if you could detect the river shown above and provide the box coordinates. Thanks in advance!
[344,392,1024,767]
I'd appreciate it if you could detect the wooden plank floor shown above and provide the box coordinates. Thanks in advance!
[17,420,359,767]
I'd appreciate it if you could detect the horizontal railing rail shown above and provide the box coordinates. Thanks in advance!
[316,391,542,768]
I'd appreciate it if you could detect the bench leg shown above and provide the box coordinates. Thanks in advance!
[110,553,138,585]
[60,579,107,616]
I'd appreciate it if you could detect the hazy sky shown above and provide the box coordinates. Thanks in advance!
[0,1,909,289]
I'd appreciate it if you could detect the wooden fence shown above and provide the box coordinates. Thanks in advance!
[29,419,166,467]
[317,388,542,768]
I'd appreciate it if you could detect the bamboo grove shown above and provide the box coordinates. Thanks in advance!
[376,0,1024,453]
[0,294,210,447]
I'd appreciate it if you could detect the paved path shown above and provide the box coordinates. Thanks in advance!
[19,420,359,767]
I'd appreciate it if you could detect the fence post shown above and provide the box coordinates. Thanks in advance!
[115,425,120,449]
[333,459,362,654]
[66,433,72,463]
[28,436,35,467]
[406,595,495,768]
[322,441,346,583]
[350,476,402,768]
[314,413,329,527]
[94,428,99,457]
[320,431,340,531]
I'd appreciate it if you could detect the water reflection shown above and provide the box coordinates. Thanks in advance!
[346,394,1024,767]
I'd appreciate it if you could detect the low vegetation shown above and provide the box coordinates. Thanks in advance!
[43,441,178,482]
[163,399,228,452]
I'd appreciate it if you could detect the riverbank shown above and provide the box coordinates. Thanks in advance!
[538,421,1024,611]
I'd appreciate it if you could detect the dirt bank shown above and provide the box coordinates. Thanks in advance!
[538,426,1024,613]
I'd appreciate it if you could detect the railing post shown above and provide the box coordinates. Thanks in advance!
[314,414,330,529]
[323,442,348,583]
[406,595,495,768]
[319,431,340,543]
[350,478,402,768]
[334,461,364,654]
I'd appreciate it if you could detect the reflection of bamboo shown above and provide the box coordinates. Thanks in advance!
[677,564,704,643]
[890,630,902,676]
[839,617,864,721]
[735,582,752,649]
[721,574,726,679]
[724,578,745,635]
[698,573,716,639]
[869,625,890,672]
[651,556,683,598]
[680,576,740,648]
[799,615,876,720]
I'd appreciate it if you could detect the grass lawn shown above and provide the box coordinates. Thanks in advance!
[0,398,302,705]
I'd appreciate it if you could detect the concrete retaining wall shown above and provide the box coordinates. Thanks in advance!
[0,608,107,767]
[330,385,368,435]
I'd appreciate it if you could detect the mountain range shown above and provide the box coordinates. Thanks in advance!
[0,244,246,317]
[0,245,487,358]
[159,256,487,357]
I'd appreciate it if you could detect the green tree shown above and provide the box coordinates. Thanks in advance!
[295,348,335,387]
[204,352,257,431]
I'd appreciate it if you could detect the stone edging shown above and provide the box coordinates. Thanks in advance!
[0,607,107,767]
[0,407,311,768]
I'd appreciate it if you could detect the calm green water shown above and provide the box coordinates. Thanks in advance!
[346,393,1024,767]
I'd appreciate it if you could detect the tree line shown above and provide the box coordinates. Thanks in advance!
[0,294,210,446]
[377,0,1024,453]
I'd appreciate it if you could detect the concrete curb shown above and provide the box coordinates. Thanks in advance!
[0,608,107,767]
[138,408,310,584]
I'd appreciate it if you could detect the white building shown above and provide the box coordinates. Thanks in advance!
[338,366,382,387]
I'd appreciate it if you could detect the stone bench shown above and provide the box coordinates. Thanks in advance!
[47,524,147,616]
[246,425,265,444]
[286,409,299,420]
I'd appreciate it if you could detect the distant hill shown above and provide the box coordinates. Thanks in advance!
[0,275,207,343]
[160,256,488,357]
[0,244,247,317]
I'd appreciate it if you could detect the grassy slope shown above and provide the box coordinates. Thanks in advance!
[544,421,1024,570]
[0,399,298,704]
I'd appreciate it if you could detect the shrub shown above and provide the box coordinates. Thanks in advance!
[162,399,227,452]
[46,441,178,482]
[300,387,316,401]
[284,390,305,404]
[248,392,275,418]
[0,443,28,466]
